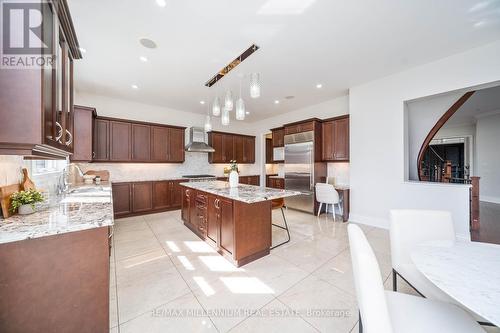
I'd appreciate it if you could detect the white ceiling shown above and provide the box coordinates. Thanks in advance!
[68,0,500,122]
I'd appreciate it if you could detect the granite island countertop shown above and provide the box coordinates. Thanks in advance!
[180,180,301,203]
[0,182,114,244]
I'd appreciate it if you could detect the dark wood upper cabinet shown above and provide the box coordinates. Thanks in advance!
[169,128,185,162]
[208,131,255,164]
[71,106,95,162]
[271,127,285,147]
[223,134,234,162]
[93,118,110,161]
[112,183,132,217]
[132,124,151,161]
[92,117,185,163]
[322,115,349,162]
[284,119,318,135]
[132,182,153,213]
[0,0,82,158]
[234,136,245,163]
[109,121,131,161]
[151,126,169,161]
[266,138,273,164]
[243,137,255,163]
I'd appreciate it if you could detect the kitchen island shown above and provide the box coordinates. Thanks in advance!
[180,181,300,266]
[0,183,113,333]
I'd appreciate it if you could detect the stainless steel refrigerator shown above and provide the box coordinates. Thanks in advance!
[284,131,314,213]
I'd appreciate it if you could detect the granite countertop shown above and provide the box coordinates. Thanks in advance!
[180,181,301,204]
[0,182,114,244]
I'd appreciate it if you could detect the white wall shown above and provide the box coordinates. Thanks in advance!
[0,156,23,187]
[406,92,463,180]
[349,40,500,239]
[476,112,500,203]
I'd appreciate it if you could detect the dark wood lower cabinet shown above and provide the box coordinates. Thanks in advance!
[113,179,184,218]
[181,185,271,267]
[0,227,109,333]
[132,182,153,213]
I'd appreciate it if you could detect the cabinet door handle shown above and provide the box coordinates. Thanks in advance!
[92,151,96,159]
[55,122,63,142]
[65,130,73,146]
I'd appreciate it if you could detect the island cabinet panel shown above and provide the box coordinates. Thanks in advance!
[109,121,131,161]
[0,227,109,333]
[218,197,234,255]
[180,185,272,267]
[322,115,349,162]
[131,124,151,161]
[112,183,132,217]
[93,118,110,161]
[207,195,219,244]
[181,187,193,224]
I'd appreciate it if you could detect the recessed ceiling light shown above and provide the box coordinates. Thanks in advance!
[139,56,148,62]
[245,111,250,115]
[274,100,280,104]
[79,47,86,53]
[139,38,157,49]
[156,0,167,7]
[316,83,323,89]
[200,101,205,105]
[131,84,139,89]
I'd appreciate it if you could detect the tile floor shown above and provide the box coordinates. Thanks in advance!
[108,209,433,332]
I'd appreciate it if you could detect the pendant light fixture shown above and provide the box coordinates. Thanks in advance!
[221,108,230,126]
[212,95,221,116]
[236,77,245,120]
[250,73,261,98]
[204,93,213,131]
[224,90,234,111]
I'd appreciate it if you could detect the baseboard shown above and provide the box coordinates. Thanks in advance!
[480,196,500,205]
[348,213,389,229]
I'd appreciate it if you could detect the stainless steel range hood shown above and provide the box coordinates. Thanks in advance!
[185,127,215,153]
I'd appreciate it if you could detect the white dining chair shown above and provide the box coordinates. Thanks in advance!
[348,224,485,333]
[315,183,341,220]
[389,209,490,325]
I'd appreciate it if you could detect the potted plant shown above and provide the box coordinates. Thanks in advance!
[10,189,44,215]
[229,160,239,188]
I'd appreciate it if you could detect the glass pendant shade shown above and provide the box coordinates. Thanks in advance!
[204,115,212,132]
[224,90,234,111]
[235,98,245,120]
[250,73,261,98]
[212,97,221,116]
[221,108,230,126]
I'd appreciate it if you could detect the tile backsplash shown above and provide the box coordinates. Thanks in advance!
[77,152,261,182]
[0,156,23,186]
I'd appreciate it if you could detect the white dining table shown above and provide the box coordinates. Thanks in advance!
[411,240,500,326]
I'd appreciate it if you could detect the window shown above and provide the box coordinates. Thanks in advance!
[26,159,67,175]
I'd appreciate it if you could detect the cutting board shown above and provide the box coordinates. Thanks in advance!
[21,168,36,191]
[0,184,21,219]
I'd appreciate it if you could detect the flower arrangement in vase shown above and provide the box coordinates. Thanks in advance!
[228,160,239,188]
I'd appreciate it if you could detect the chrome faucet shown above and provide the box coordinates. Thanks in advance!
[57,164,84,196]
